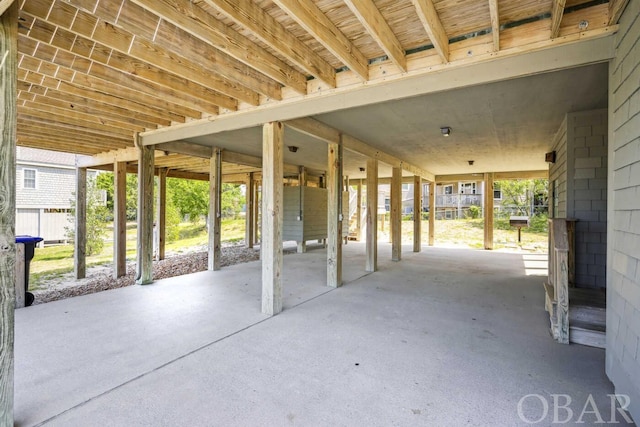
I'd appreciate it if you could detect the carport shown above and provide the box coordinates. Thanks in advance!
[2,0,639,424]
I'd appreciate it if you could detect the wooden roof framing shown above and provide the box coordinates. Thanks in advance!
[12,0,623,177]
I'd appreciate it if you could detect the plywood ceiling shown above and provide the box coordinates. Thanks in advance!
[13,0,624,177]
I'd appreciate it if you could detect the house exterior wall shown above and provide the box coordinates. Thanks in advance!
[16,164,75,208]
[607,1,640,422]
[566,109,609,289]
[549,116,568,218]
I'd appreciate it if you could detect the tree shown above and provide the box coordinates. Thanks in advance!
[167,178,209,220]
[66,176,109,256]
[496,179,548,216]
[221,183,244,218]
[95,172,138,220]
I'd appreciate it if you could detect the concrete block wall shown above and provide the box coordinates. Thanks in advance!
[607,1,640,422]
[566,110,608,289]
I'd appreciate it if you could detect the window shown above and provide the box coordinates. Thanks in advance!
[401,183,410,191]
[459,182,476,194]
[23,169,36,189]
[443,185,453,195]
[493,183,502,200]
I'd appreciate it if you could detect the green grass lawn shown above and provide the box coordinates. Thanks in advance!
[30,216,547,288]
[30,218,246,288]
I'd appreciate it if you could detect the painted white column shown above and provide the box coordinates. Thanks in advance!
[261,122,284,315]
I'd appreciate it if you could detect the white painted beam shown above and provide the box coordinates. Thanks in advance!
[140,36,615,146]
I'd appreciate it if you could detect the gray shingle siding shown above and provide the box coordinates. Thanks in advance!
[607,1,640,422]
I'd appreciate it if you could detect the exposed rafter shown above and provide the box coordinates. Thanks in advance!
[0,0,14,16]
[130,0,308,95]
[343,0,406,71]
[608,0,630,25]
[488,0,500,52]
[410,0,449,62]
[202,0,336,88]
[272,0,369,81]
[550,0,566,39]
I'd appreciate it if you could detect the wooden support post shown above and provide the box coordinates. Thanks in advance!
[553,220,570,344]
[297,166,306,253]
[356,179,362,241]
[252,179,260,245]
[157,168,167,261]
[262,122,283,315]
[391,167,402,261]
[429,182,435,246]
[113,161,127,277]
[327,140,343,287]
[413,176,422,252]
[245,173,254,249]
[483,173,494,250]
[75,167,87,279]
[208,148,222,271]
[365,159,378,272]
[0,3,17,421]
[135,142,154,285]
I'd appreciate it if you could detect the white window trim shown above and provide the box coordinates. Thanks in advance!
[443,184,453,195]
[494,190,502,200]
[23,168,37,190]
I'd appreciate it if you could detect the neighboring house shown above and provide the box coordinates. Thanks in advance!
[16,147,92,245]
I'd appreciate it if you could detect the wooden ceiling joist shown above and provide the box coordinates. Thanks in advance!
[201,0,336,88]
[272,0,369,81]
[130,0,308,95]
[343,0,406,71]
[488,0,500,51]
[609,0,630,25]
[550,0,566,39]
[410,0,450,62]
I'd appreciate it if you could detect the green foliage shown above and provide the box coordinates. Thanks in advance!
[467,205,480,219]
[495,179,548,216]
[221,183,245,218]
[167,178,209,220]
[529,213,549,233]
[165,198,181,242]
[95,172,138,220]
[66,176,108,256]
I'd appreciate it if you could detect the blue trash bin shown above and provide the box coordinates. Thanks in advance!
[16,235,44,307]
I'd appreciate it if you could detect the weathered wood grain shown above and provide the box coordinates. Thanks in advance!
[429,181,435,246]
[0,3,17,421]
[391,167,402,262]
[413,176,422,253]
[365,158,378,272]
[157,168,167,261]
[327,141,343,287]
[135,141,154,285]
[113,161,127,278]
[261,122,283,315]
[483,173,494,250]
[208,148,222,271]
[74,167,87,279]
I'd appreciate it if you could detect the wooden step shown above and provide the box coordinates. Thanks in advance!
[570,321,606,349]
[569,304,606,326]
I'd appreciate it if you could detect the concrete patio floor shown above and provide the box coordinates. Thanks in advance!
[14,243,634,426]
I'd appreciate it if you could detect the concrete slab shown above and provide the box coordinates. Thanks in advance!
[14,244,635,426]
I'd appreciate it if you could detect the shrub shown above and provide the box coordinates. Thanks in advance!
[467,205,480,219]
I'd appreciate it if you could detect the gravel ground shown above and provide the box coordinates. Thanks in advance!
[32,243,292,305]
